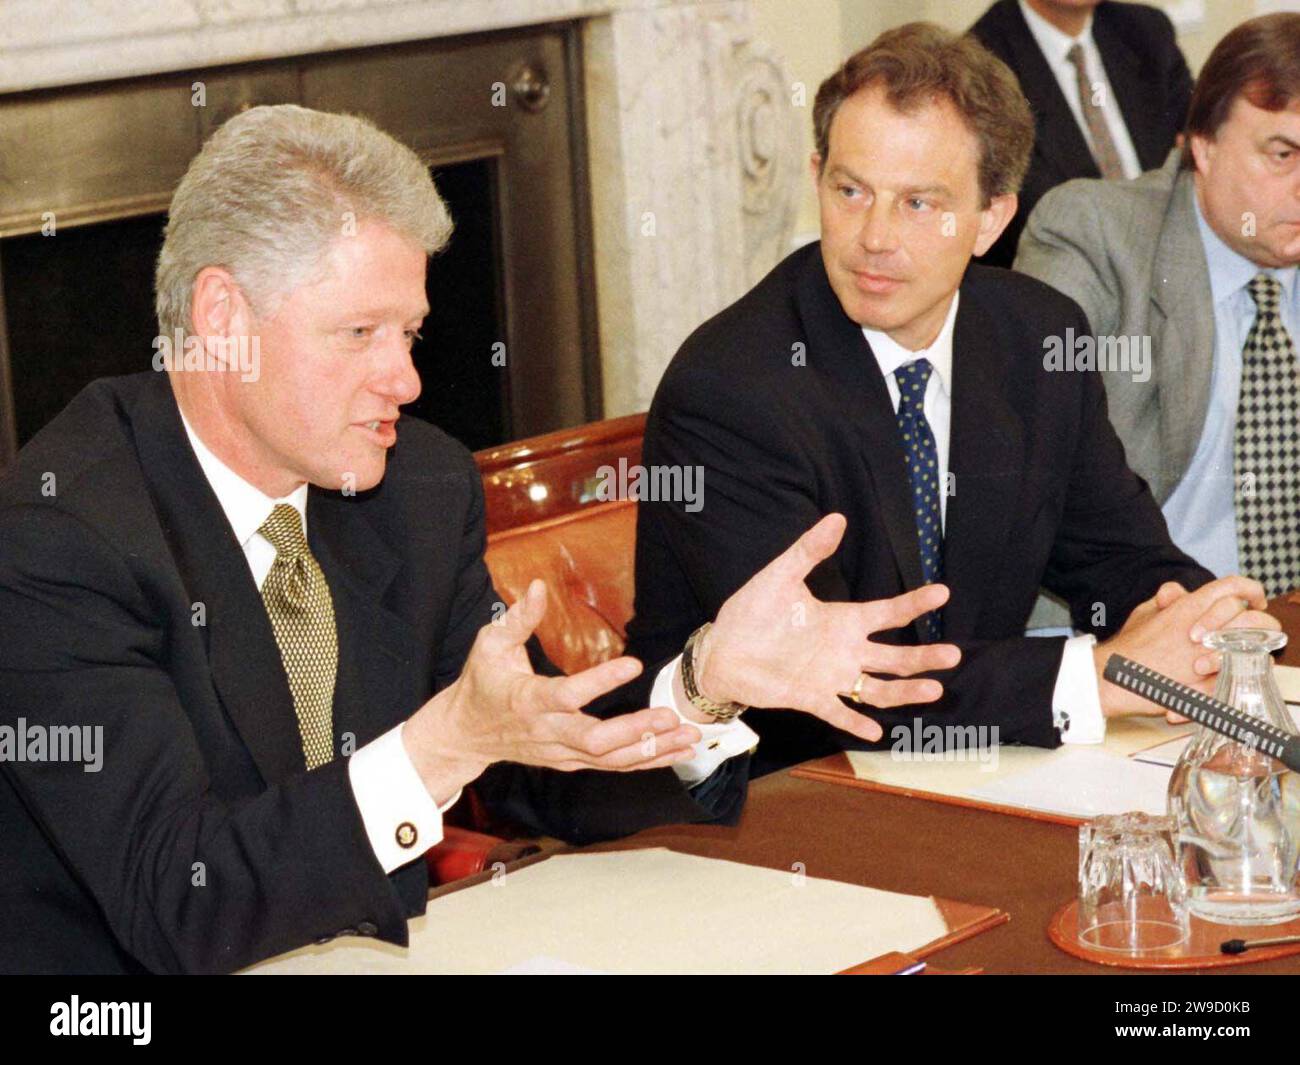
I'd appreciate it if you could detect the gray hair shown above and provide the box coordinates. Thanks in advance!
[155,104,452,337]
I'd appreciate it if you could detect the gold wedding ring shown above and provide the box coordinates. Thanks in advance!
[838,671,868,704]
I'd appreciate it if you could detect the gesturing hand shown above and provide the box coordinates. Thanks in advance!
[692,513,961,743]
[404,580,702,802]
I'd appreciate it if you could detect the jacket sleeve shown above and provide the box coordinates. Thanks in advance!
[1039,309,1214,633]
[1015,181,1122,339]
[0,503,416,974]
[1152,6,1193,138]
[626,355,1070,751]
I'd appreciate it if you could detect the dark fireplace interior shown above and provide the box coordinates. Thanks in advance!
[0,25,596,466]
[4,214,164,447]
[2,158,506,452]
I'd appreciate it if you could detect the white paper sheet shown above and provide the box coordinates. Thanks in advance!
[844,714,1189,818]
[964,745,1172,818]
[1274,664,1300,704]
[242,848,951,975]
[1132,703,1300,769]
[844,683,1300,820]
[499,955,607,975]
[1133,735,1191,769]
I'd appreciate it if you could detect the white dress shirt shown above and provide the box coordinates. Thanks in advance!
[862,292,1106,744]
[178,415,757,873]
[1018,0,1143,181]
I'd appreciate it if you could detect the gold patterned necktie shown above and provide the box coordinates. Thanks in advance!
[258,503,337,769]
[1066,43,1125,180]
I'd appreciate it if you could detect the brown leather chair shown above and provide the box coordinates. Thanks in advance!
[429,470,642,878]
[484,499,638,675]
[474,413,646,535]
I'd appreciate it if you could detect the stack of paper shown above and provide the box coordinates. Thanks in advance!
[838,666,1300,821]
[844,714,1187,819]
[243,849,953,975]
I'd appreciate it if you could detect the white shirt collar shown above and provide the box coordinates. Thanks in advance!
[179,411,309,549]
[862,291,959,395]
[1019,0,1094,64]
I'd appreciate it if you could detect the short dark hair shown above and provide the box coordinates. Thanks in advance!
[1183,13,1300,168]
[812,22,1033,206]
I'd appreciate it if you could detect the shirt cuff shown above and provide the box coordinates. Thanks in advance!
[651,654,759,784]
[1052,633,1106,744]
[348,723,461,874]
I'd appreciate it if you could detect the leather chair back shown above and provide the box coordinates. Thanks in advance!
[475,413,645,535]
[484,499,637,675]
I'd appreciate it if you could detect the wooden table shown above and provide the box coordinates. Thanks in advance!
[1270,593,1300,668]
[580,766,1300,973]
[568,597,1300,974]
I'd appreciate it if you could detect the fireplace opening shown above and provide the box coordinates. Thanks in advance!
[418,158,507,451]
[2,157,506,453]
[0,25,596,466]
[3,213,164,446]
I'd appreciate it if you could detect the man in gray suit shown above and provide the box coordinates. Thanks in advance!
[1016,12,1300,605]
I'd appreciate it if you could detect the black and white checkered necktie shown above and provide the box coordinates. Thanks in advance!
[1234,272,1300,598]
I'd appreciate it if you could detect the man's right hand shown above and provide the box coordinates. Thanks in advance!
[401,579,703,804]
[1094,574,1279,718]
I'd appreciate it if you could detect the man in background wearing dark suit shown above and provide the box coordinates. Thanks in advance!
[0,105,960,973]
[969,0,1192,266]
[625,23,1274,777]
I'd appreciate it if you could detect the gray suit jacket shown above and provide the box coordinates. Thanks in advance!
[1013,149,1215,625]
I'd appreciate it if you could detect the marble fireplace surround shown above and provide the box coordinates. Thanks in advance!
[1,0,801,418]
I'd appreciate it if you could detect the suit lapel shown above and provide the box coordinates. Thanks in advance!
[307,489,421,750]
[130,375,423,783]
[1149,162,1215,501]
[1092,9,1164,169]
[795,252,926,615]
[130,375,304,785]
[942,291,1026,639]
[999,1,1098,181]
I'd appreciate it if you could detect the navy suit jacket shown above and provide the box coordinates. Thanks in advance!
[0,372,747,973]
[624,244,1211,775]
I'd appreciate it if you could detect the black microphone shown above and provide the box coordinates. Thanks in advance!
[1102,654,1300,774]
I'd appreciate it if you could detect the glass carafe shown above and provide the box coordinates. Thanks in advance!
[1167,629,1300,924]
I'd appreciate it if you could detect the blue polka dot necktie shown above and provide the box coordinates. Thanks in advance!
[894,358,944,641]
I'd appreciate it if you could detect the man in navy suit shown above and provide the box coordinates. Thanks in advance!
[0,104,961,972]
[625,23,1272,776]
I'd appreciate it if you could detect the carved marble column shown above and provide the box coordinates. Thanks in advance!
[583,0,800,415]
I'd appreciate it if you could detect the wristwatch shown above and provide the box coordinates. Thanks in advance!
[681,623,748,723]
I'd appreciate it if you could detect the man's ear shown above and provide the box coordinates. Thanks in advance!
[190,266,239,337]
[1189,132,1213,174]
[972,192,1017,257]
[810,152,824,188]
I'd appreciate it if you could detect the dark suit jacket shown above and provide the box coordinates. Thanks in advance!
[0,372,747,974]
[969,0,1192,267]
[623,243,1212,776]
